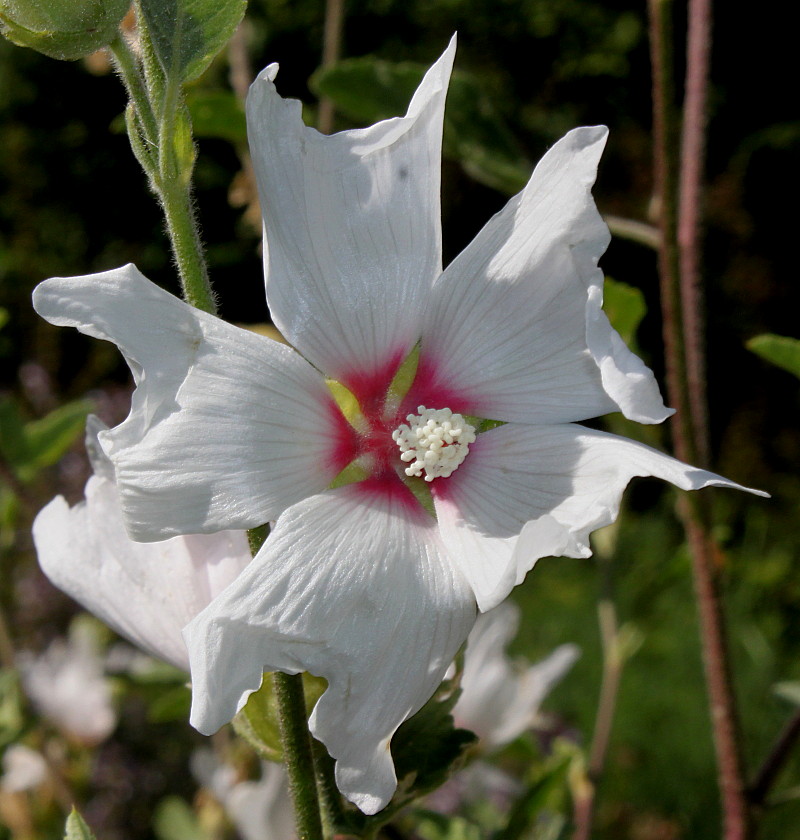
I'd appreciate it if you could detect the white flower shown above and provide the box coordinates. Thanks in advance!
[32,417,252,672]
[192,750,295,840]
[18,628,115,745]
[32,37,764,813]
[454,603,578,749]
[0,745,48,793]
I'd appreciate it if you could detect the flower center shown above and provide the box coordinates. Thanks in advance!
[391,406,476,482]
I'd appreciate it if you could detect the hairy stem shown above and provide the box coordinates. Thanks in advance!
[312,737,348,835]
[157,176,216,314]
[273,672,325,840]
[113,13,216,314]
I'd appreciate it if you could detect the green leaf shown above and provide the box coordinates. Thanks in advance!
[603,277,647,347]
[747,333,800,380]
[0,307,8,331]
[138,0,247,85]
[0,397,27,468]
[147,685,192,723]
[0,0,129,61]
[0,668,24,748]
[493,748,573,840]
[311,58,531,195]
[415,812,483,840]
[64,808,98,840]
[153,796,204,840]
[23,400,93,470]
[773,681,800,707]
[186,89,246,144]
[0,398,92,478]
[232,671,327,762]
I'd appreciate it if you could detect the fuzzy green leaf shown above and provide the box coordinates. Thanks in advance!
[1,0,129,60]
[64,809,98,840]
[138,0,247,84]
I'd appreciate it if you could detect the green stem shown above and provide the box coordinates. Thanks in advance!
[111,16,216,314]
[273,672,325,840]
[108,35,158,147]
[312,737,348,835]
[158,176,216,314]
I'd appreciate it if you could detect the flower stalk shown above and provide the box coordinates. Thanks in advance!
[273,672,325,840]
[649,0,751,836]
[108,21,216,315]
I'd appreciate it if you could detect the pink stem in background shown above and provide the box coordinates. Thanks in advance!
[650,0,751,837]
[317,0,346,134]
[679,0,712,470]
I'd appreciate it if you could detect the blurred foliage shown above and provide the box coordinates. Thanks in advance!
[747,334,800,381]
[64,808,98,840]
[0,0,798,839]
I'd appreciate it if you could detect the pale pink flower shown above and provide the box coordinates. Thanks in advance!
[454,603,578,749]
[32,418,251,671]
[19,628,115,745]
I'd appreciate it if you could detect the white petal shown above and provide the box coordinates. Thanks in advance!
[490,643,579,746]
[18,635,116,744]
[247,39,455,400]
[33,265,347,539]
[454,603,578,748]
[417,127,672,425]
[33,475,252,671]
[184,484,476,814]
[434,424,767,610]
[225,763,295,840]
[1,746,48,793]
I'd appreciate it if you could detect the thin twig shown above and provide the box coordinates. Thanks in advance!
[317,0,346,133]
[678,0,713,469]
[748,709,800,808]
[572,561,623,840]
[228,21,254,103]
[649,0,751,836]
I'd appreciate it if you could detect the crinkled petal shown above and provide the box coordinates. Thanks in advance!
[184,483,476,814]
[33,265,347,539]
[434,424,767,610]
[416,127,672,425]
[247,39,455,402]
[33,475,251,671]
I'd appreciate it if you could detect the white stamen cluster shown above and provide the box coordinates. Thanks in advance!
[392,406,476,482]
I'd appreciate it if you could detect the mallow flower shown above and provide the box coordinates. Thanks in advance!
[32,417,251,671]
[453,602,579,749]
[192,749,295,840]
[18,626,116,745]
[32,37,763,813]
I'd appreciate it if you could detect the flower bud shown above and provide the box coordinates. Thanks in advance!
[0,0,129,60]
